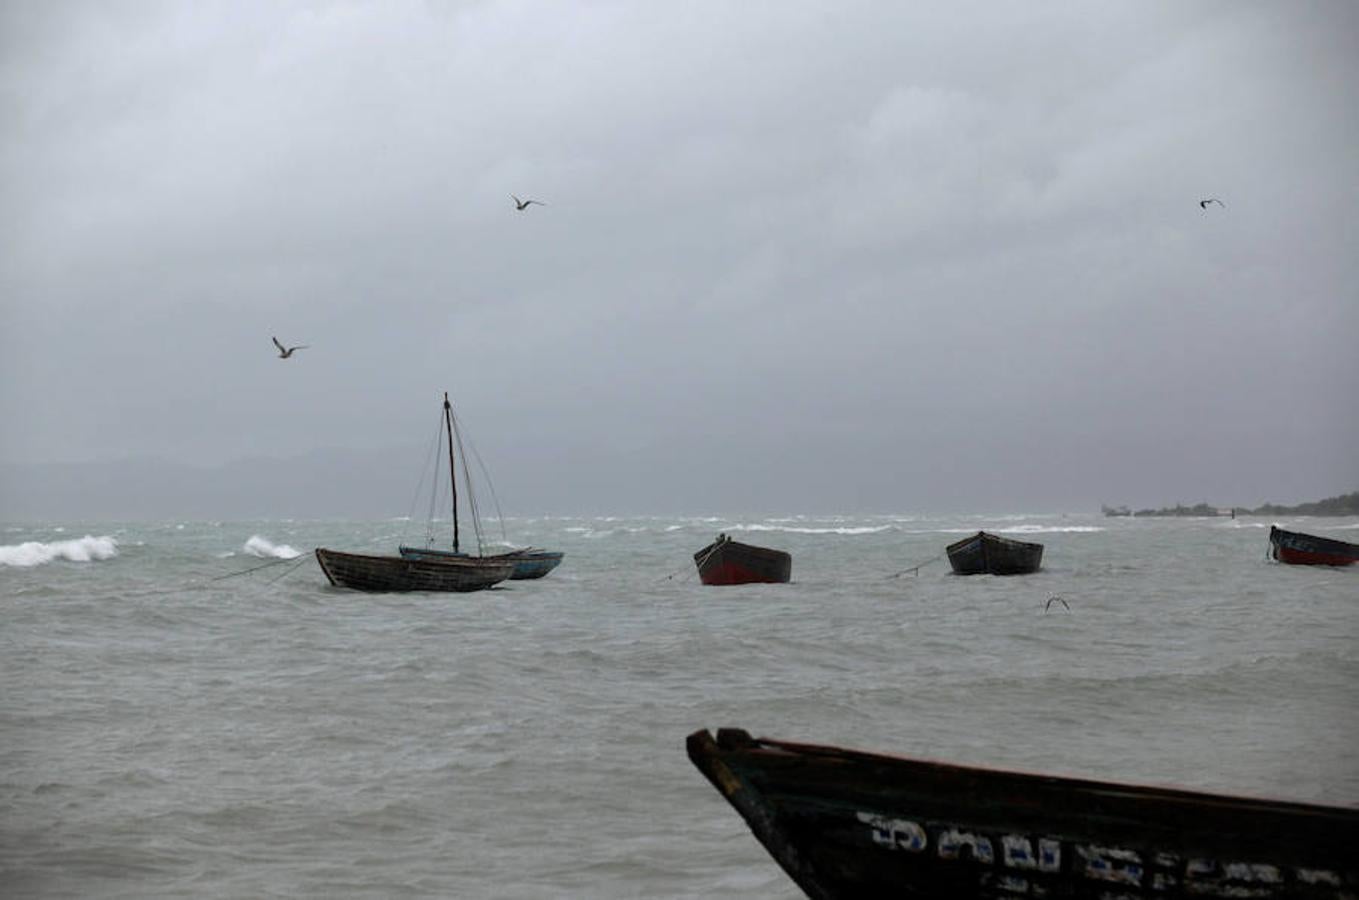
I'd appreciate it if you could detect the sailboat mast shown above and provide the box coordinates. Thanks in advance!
[444,392,459,553]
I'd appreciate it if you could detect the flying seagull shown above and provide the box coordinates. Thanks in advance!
[1045,596,1070,612]
[272,336,307,359]
[512,195,545,211]
[1199,198,1225,210]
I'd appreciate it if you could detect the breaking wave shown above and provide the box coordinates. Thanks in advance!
[732,524,897,535]
[917,525,1104,535]
[243,536,302,559]
[0,535,119,567]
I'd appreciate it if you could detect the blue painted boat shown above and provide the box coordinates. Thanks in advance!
[399,545,563,580]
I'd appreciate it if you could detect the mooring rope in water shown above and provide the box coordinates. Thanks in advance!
[205,554,306,583]
[663,537,726,582]
[261,553,315,586]
[889,552,945,578]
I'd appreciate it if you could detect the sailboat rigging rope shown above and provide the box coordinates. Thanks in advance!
[425,407,449,548]
[403,415,445,549]
[450,419,486,554]
[456,415,510,546]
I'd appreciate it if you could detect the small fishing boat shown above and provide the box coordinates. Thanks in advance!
[946,531,1043,575]
[398,545,564,580]
[314,392,515,593]
[1269,525,1359,567]
[687,727,1359,900]
[693,534,791,585]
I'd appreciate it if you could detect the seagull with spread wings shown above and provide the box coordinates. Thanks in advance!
[1199,198,1225,210]
[272,336,308,359]
[512,195,545,211]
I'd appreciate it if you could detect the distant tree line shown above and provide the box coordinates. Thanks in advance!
[1131,502,1230,518]
[1118,491,1359,517]
[1243,491,1359,517]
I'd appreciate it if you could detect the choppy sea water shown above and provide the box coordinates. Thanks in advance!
[3,513,1357,898]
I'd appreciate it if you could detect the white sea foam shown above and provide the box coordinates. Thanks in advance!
[1001,524,1104,534]
[732,524,897,535]
[0,535,119,567]
[919,525,1104,535]
[243,536,302,559]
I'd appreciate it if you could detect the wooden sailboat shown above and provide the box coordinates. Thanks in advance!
[314,393,514,592]
[395,394,563,579]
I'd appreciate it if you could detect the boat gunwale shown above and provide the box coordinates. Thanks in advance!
[687,728,1359,900]
[690,728,1359,817]
[944,530,1044,555]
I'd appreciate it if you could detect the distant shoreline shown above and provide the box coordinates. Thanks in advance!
[1104,491,1359,518]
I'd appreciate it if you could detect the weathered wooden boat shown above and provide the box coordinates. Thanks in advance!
[946,531,1043,575]
[1269,525,1359,567]
[398,545,564,579]
[314,392,515,593]
[687,727,1359,900]
[693,534,791,585]
[314,548,513,592]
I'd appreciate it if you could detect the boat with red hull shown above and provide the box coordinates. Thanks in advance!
[693,534,791,585]
[688,727,1359,900]
[1269,525,1359,566]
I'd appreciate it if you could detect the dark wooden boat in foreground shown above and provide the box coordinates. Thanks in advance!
[693,534,791,585]
[398,545,564,580]
[946,531,1043,575]
[314,548,513,592]
[1269,525,1359,567]
[687,728,1358,900]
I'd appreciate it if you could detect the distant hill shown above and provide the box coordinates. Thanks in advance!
[1131,502,1231,518]
[1244,491,1359,517]
[1119,491,1359,518]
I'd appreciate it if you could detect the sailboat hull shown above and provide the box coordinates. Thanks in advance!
[314,548,513,592]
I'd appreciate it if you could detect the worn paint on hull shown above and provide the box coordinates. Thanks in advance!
[1269,526,1358,567]
[687,728,1359,900]
[315,548,513,592]
[946,531,1044,576]
[399,545,565,579]
[693,538,791,585]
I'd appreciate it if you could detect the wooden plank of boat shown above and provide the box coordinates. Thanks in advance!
[946,531,1043,576]
[314,548,513,592]
[399,545,565,580]
[687,728,1359,900]
[1269,526,1359,567]
[693,534,791,585]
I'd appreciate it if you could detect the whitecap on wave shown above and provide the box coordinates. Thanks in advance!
[243,536,302,559]
[734,524,896,536]
[1001,524,1104,534]
[0,535,119,567]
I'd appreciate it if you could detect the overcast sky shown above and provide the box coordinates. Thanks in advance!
[2,1,1356,514]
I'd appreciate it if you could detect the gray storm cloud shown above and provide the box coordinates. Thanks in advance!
[2,1,1356,515]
